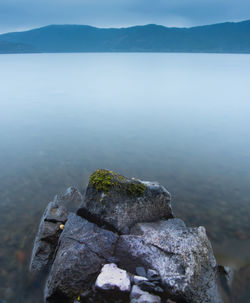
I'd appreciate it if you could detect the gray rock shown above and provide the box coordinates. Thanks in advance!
[29,187,83,273]
[137,281,164,295]
[130,285,161,303]
[217,265,234,291]
[137,281,156,293]
[77,169,173,234]
[136,267,147,278]
[147,269,160,281]
[29,200,68,273]
[153,286,164,295]
[44,213,119,303]
[116,219,222,303]
[95,263,131,293]
[55,186,83,212]
[133,275,148,285]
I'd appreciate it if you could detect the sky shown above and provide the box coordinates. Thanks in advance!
[1,0,250,33]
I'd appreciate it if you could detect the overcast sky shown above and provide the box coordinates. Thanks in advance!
[1,0,250,33]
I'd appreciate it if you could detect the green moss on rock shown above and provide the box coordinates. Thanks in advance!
[89,169,146,197]
[125,182,146,197]
[89,169,117,192]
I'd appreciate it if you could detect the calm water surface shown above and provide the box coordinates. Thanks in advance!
[0,53,250,302]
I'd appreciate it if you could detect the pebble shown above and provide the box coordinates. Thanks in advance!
[133,275,148,285]
[130,285,161,303]
[136,267,147,278]
[59,224,65,230]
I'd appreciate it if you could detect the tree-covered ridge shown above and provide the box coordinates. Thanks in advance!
[0,20,250,54]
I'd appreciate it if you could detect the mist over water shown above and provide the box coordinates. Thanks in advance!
[0,53,250,302]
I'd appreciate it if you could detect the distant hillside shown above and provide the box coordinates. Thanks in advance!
[0,40,38,54]
[0,20,250,54]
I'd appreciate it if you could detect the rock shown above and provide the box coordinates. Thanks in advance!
[133,275,148,285]
[95,263,131,295]
[29,187,83,273]
[116,218,222,303]
[29,199,68,273]
[77,169,173,234]
[217,265,234,293]
[130,285,146,299]
[56,186,83,212]
[147,269,161,282]
[130,285,161,303]
[217,265,234,303]
[231,264,250,303]
[136,267,147,278]
[136,280,163,295]
[153,286,164,295]
[29,171,228,303]
[44,213,119,303]
[137,281,156,293]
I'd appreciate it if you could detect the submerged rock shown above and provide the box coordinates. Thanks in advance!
[44,213,118,303]
[77,169,173,233]
[116,218,222,303]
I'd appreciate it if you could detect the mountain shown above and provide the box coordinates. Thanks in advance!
[0,20,250,54]
[0,40,38,54]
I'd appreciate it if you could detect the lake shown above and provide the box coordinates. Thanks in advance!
[0,53,250,302]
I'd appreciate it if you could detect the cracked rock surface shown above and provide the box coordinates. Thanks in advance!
[29,199,68,273]
[44,213,118,303]
[29,187,83,273]
[116,219,222,303]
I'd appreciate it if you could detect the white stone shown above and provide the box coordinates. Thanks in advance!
[95,263,131,292]
[130,285,161,303]
[133,275,148,285]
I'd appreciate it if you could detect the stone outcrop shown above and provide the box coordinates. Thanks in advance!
[77,169,173,234]
[29,169,227,303]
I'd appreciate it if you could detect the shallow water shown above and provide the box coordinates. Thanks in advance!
[0,53,250,302]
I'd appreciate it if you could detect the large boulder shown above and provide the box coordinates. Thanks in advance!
[29,187,83,273]
[115,219,222,303]
[77,169,173,233]
[44,213,119,303]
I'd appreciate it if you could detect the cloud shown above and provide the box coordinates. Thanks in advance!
[0,0,250,33]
